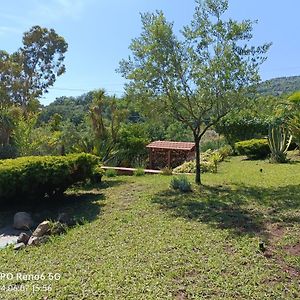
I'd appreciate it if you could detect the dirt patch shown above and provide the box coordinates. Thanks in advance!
[284,243,300,256]
[262,223,300,278]
[266,223,286,242]
[276,257,300,278]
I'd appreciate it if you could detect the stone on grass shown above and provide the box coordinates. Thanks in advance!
[13,212,33,230]
[14,242,25,251]
[32,221,51,237]
[28,236,49,246]
[17,233,30,245]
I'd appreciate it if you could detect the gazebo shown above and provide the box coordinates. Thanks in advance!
[146,141,195,169]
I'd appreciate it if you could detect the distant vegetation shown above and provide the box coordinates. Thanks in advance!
[258,76,300,96]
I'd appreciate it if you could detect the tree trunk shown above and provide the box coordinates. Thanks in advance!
[194,135,201,185]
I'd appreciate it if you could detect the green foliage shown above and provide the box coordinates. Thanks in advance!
[90,165,105,183]
[114,124,149,167]
[0,26,67,109]
[201,138,227,152]
[268,125,292,163]
[89,90,128,161]
[161,167,173,175]
[170,175,192,193]
[288,91,300,104]
[0,153,100,203]
[119,0,270,184]
[133,168,145,176]
[174,149,227,174]
[218,145,234,159]
[105,169,117,177]
[165,121,193,142]
[258,75,300,96]
[38,93,94,126]
[235,139,270,159]
[287,92,300,148]
[217,115,269,147]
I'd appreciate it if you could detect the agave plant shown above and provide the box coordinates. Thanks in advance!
[268,124,292,163]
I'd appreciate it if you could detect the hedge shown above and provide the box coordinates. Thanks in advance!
[235,139,270,159]
[0,153,102,203]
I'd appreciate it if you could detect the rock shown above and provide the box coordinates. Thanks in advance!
[17,233,30,245]
[50,222,66,235]
[28,236,49,246]
[14,242,25,250]
[57,213,72,225]
[32,221,51,238]
[13,212,33,230]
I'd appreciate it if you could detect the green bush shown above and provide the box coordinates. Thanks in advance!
[105,168,117,177]
[90,165,105,183]
[0,153,100,203]
[174,149,225,174]
[235,139,270,159]
[133,168,145,176]
[201,138,227,152]
[170,175,192,193]
[216,114,269,147]
[218,145,233,159]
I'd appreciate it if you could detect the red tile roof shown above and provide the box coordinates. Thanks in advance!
[146,141,195,151]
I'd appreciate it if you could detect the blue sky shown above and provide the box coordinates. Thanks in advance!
[1,0,300,105]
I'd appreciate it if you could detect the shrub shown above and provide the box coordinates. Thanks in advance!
[218,145,233,159]
[105,169,117,177]
[170,175,192,193]
[235,139,270,159]
[0,153,100,203]
[174,149,225,174]
[161,167,173,175]
[90,165,105,183]
[133,168,145,176]
[201,138,227,152]
[216,114,269,147]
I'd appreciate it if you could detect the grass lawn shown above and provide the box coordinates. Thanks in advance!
[1,155,300,299]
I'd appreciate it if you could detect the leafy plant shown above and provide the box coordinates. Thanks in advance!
[133,168,145,176]
[161,167,173,175]
[170,175,192,193]
[268,125,292,163]
[235,139,270,159]
[174,149,225,174]
[90,165,105,183]
[105,169,117,177]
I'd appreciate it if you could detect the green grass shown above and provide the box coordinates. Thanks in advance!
[0,155,300,299]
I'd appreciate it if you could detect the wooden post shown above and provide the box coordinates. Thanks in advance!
[149,149,153,169]
[167,150,171,168]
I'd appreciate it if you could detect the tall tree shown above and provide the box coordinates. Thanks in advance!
[0,26,68,109]
[118,0,271,184]
[89,90,127,161]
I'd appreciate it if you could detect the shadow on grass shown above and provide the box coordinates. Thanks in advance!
[152,184,300,237]
[0,192,105,229]
[73,179,124,191]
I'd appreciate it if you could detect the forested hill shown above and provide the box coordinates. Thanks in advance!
[40,75,300,124]
[258,75,300,96]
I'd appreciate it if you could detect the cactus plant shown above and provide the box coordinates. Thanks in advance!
[268,124,292,163]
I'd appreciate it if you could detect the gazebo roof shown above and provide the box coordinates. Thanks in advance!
[146,141,195,151]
